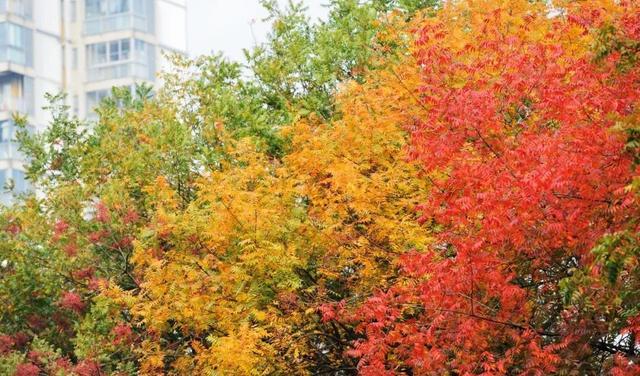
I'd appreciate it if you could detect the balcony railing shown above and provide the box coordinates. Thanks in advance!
[0,0,32,19]
[87,61,152,82]
[84,13,151,35]
[0,44,29,66]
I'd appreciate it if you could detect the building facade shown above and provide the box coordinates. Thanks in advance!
[0,0,187,203]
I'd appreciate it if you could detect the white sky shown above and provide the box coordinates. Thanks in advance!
[187,0,329,62]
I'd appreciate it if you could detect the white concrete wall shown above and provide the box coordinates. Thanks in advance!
[33,33,62,82]
[33,79,60,129]
[156,0,186,51]
[33,0,62,36]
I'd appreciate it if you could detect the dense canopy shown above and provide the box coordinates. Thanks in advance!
[0,0,639,375]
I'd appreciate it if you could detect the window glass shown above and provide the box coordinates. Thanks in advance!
[88,42,107,65]
[86,39,153,81]
[87,89,110,111]
[2,23,35,66]
[110,0,129,13]
[0,74,31,114]
[133,0,145,14]
[85,0,101,17]
[13,170,26,193]
[0,121,9,142]
[87,0,130,17]
[134,39,146,61]
[109,40,119,61]
[72,47,77,69]
[121,39,130,60]
[89,39,134,65]
[97,43,107,64]
[7,24,22,47]
[70,0,77,22]
[23,76,33,114]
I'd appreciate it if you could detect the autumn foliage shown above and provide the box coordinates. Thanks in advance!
[1,0,639,375]
[343,0,640,374]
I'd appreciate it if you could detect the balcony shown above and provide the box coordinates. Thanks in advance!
[84,0,154,35]
[0,0,33,19]
[84,12,151,35]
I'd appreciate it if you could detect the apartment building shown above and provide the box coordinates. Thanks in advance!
[0,0,187,203]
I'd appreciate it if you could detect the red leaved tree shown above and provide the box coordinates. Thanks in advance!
[343,0,640,374]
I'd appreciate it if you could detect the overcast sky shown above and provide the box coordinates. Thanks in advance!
[187,0,329,62]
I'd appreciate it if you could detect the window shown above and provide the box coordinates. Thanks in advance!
[108,39,129,61]
[70,0,77,22]
[0,74,34,114]
[0,120,12,142]
[72,47,78,69]
[0,0,33,19]
[87,42,106,66]
[86,39,154,82]
[85,0,104,18]
[86,89,109,112]
[0,120,32,163]
[109,0,129,14]
[0,23,33,66]
[121,39,130,59]
[0,169,29,194]
[7,24,20,45]
[87,86,142,117]
[86,0,130,17]
[13,170,26,193]
[0,121,32,143]
[109,40,119,61]
[87,39,132,67]
[134,39,146,62]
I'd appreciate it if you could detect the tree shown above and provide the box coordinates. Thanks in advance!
[3,0,636,374]
[343,0,640,374]
[0,1,436,374]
